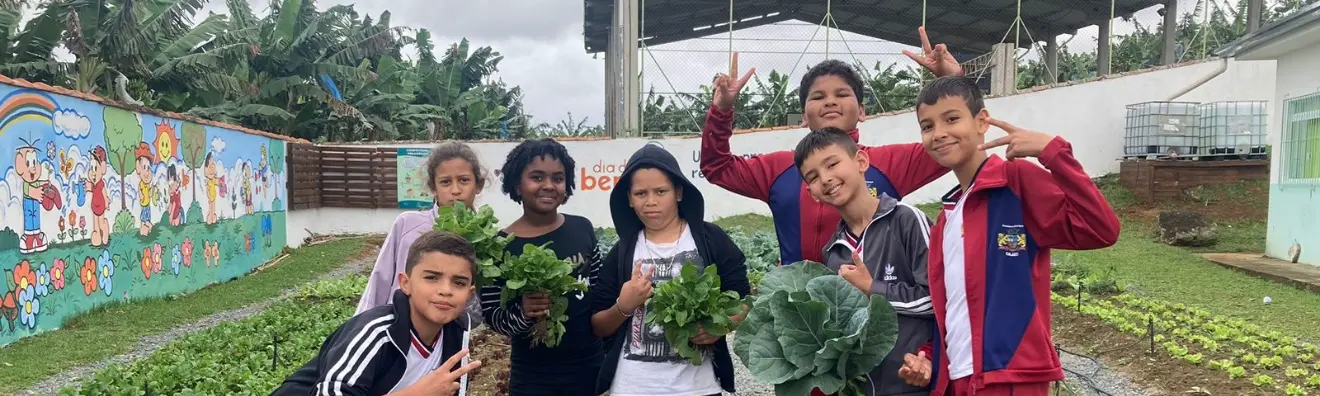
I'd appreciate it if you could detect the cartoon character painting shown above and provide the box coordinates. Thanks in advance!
[166,164,183,226]
[135,142,155,236]
[88,146,110,246]
[16,138,61,253]
[203,152,221,224]
[241,162,253,215]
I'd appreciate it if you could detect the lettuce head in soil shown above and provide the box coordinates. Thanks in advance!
[732,261,899,396]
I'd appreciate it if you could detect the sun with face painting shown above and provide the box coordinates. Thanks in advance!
[153,120,179,162]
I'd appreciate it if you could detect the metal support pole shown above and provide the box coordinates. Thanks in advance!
[1161,0,1178,65]
[1247,0,1263,33]
[1044,36,1059,84]
[1098,20,1112,76]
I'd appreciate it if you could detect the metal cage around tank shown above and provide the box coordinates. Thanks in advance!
[1198,100,1269,158]
[1124,101,1201,159]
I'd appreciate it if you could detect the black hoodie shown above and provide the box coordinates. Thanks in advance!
[589,143,751,395]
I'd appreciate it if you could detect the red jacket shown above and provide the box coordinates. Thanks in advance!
[699,105,948,264]
[927,137,1120,394]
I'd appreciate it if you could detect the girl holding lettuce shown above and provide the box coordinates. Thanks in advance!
[589,143,751,396]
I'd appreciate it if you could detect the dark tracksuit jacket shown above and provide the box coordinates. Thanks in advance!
[590,143,752,395]
[274,289,469,396]
[820,193,935,396]
[699,104,949,265]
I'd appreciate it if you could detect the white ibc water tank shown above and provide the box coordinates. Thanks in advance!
[1198,101,1268,157]
[1124,101,1200,158]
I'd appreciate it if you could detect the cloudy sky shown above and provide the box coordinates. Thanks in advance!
[52,0,1211,129]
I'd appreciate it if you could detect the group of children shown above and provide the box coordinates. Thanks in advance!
[273,27,1120,396]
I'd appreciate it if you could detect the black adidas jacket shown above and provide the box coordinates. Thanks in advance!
[272,289,470,396]
[820,193,934,396]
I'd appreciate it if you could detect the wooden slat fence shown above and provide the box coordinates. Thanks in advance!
[285,145,401,209]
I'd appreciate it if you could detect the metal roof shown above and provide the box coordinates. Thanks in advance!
[1214,1,1320,59]
[584,0,1168,55]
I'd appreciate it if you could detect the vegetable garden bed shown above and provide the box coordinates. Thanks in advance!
[1052,291,1320,395]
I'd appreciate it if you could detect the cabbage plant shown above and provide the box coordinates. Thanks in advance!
[733,261,898,396]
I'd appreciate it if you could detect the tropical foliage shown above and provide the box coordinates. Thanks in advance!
[0,0,532,142]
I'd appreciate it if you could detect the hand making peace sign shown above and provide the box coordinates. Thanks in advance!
[978,118,1058,160]
[399,349,482,396]
[903,26,965,78]
[712,52,756,111]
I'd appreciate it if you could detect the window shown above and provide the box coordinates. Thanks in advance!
[1282,92,1320,184]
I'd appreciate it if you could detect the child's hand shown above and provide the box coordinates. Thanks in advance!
[400,349,482,396]
[898,351,932,387]
[521,291,551,319]
[712,52,756,111]
[618,261,655,312]
[979,118,1056,160]
[690,324,719,346]
[838,250,873,295]
[903,26,964,78]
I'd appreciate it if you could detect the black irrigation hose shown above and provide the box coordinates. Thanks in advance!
[1055,344,1123,396]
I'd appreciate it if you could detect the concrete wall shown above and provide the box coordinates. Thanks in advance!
[287,59,1278,247]
[0,84,290,346]
[1266,46,1320,267]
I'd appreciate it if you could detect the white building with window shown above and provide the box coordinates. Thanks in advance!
[1217,2,1320,266]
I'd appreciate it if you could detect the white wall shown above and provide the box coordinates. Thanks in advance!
[287,59,1278,247]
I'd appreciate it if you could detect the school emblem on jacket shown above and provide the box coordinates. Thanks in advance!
[997,226,1027,257]
[883,264,897,281]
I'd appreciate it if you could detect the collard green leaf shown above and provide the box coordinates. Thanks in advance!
[734,262,900,396]
[757,261,834,302]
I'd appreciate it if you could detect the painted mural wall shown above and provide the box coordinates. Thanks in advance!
[0,86,289,346]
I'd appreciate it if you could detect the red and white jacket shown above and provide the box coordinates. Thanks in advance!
[927,137,1120,394]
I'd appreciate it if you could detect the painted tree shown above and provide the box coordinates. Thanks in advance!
[181,122,207,198]
[267,140,285,202]
[103,106,143,210]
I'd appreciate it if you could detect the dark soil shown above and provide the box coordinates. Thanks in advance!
[1051,302,1276,396]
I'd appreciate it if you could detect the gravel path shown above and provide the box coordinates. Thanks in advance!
[725,334,1154,396]
[18,253,375,396]
[1058,348,1162,396]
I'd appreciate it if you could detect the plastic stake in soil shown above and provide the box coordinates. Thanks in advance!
[1148,317,1155,355]
[1077,281,1084,312]
[272,333,279,370]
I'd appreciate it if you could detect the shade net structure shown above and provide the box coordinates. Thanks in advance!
[583,0,1309,136]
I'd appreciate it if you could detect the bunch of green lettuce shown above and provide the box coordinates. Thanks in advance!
[499,241,590,347]
[646,263,749,365]
[733,261,898,396]
[433,201,511,287]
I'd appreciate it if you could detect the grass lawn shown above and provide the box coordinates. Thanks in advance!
[0,237,375,395]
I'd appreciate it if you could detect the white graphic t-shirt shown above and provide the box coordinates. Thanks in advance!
[609,225,723,396]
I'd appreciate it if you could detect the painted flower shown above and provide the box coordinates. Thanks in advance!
[140,248,153,280]
[152,243,163,274]
[35,263,50,297]
[13,260,35,292]
[68,212,77,228]
[181,238,194,267]
[98,251,115,296]
[81,257,98,296]
[18,285,40,329]
[52,259,67,291]
[58,217,65,232]
[171,246,182,276]
[79,216,86,230]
